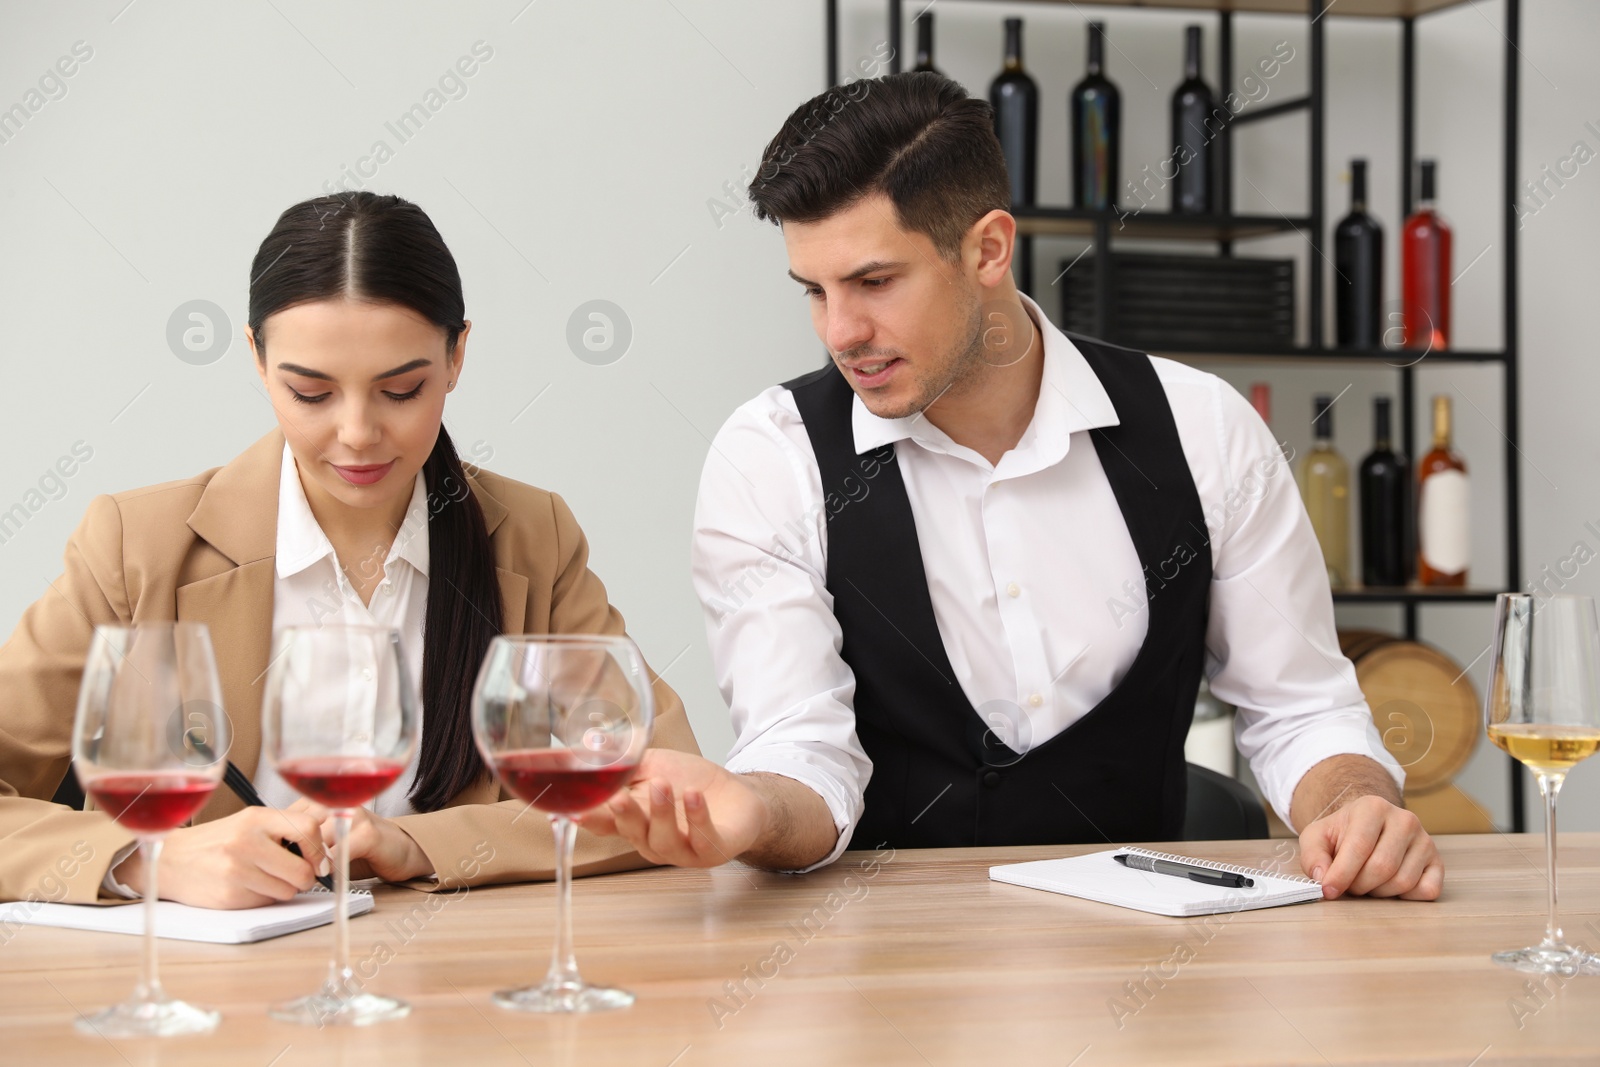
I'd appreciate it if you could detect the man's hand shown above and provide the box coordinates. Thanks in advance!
[110,806,330,909]
[288,798,433,883]
[1291,754,1443,900]
[578,748,839,871]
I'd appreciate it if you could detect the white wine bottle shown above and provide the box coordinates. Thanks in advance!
[1298,395,1350,587]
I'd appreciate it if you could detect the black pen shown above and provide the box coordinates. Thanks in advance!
[1114,853,1253,889]
[187,731,335,891]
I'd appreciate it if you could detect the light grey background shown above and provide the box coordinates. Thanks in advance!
[1,1,1595,831]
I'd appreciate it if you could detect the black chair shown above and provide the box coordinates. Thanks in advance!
[1182,762,1268,840]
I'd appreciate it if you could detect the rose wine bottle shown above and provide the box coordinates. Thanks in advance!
[1359,396,1412,587]
[1402,159,1453,351]
[990,18,1039,208]
[1298,395,1351,588]
[912,12,939,74]
[1170,26,1216,215]
[1071,22,1121,211]
[1250,382,1271,428]
[1416,394,1469,586]
[1335,159,1384,349]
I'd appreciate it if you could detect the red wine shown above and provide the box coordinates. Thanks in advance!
[1401,160,1452,350]
[1359,396,1412,587]
[1071,22,1120,211]
[494,749,638,816]
[88,773,216,833]
[989,18,1039,208]
[277,757,405,808]
[1334,158,1384,348]
[1170,26,1216,214]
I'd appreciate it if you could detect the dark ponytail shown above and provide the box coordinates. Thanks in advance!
[248,191,502,811]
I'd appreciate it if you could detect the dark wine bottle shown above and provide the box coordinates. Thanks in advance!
[1359,396,1412,587]
[1170,25,1215,215]
[1071,22,1121,211]
[1334,158,1384,349]
[990,19,1039,208]
[912,12,939,74]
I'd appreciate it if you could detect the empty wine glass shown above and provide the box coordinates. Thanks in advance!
[71,621,230,1036]
[262,624,419,1025]
[471,634,654,1012]
[1484,593,1600,975]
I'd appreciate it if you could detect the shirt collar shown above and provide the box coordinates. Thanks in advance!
[849,291,1120,468]
[275,442,430,581]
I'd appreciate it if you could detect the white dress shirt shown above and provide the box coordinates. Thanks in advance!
[691,292,1402,871]
[103,445,430,896]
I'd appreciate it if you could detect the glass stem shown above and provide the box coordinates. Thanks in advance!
[137,835,164,1004]
[325,809,354,1002]
[546,814,581,991]
[1538,773,1565,949]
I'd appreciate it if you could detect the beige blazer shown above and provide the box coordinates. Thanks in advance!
[0,428,702,905]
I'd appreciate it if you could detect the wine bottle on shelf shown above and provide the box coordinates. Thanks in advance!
[1170,25,1215,215]
[911,12,939,74]
[1071,22,1121,211]
[1298,395,1351,588]
[1359,396,1412,588]
[1334,159,1384,349]
[1250,382,1271,428]
[1417,394,1469,587]
[990,18,1039,208]
[1402,160,1453,351]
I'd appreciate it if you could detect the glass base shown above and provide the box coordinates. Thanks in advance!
[269,990,411,1027]
[492,980,634,1013]
[1491,944,1600,976]
[74,996,219,1037]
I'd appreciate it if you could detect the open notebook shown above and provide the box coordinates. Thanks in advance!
[990,847,1323,917]
[0,887,374,944]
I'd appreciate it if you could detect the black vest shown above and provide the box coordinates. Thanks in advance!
[783,336,1212,851]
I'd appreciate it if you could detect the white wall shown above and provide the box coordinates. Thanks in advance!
[2,1,1596,830]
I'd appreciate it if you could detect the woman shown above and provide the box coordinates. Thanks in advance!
[0,191,701,908]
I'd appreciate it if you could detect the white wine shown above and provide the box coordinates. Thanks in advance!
[1488,723,1600,776]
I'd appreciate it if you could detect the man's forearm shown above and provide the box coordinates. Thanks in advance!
[1289,753,1404,832]
[735,772,840,872]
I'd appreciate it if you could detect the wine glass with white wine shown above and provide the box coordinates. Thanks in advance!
[1484,593,1600,975]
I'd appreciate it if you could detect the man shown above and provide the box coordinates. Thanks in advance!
[583,72,1441,901]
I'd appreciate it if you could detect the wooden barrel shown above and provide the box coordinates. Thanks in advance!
[1336,630,1480,795]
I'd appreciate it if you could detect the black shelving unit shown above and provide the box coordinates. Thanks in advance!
[825,0,1525,830]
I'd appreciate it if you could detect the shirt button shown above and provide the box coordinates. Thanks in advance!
[1006,582,1021,598]
[380,581,394,595]
[982,770,1003,788]
[361,667,374,681]
[1028,693,1043,707]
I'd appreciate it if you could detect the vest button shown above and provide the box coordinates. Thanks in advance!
[982,770,1002,788]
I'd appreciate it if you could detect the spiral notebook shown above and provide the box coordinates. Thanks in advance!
[0,886,374,944]
[989,847,1324,917]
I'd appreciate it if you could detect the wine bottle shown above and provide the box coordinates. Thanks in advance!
[1402,160,1453,351]
[1416,394,1469,587]
[990,18,1039,208]
[1170,25,1215,215]
[1298,395,1351,588]
[1334,159,1384,349]
[1359,396,1411,587]
[1250,382,1271,428]
[1071,22,1121,211]
[912,12,939,74]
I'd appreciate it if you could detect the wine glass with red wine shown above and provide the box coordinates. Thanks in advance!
[471,634,654,1012]
[261,623,418,1026]
[70,621,230,1036]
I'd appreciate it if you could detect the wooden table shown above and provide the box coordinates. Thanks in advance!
[3,833,1599,1065]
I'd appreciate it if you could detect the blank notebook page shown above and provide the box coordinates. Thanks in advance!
[0,887,374,944]
[989,847,1324,917]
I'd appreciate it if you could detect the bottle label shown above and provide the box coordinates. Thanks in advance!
[1418,469,1470,573]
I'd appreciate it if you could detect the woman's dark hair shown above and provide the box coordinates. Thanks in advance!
[747,71,1010,260]
[248,190,502,812]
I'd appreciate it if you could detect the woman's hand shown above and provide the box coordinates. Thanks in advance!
[287,799,434,883]
[110,807,331,910]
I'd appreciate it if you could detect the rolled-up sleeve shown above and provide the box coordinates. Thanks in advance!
[691,388,871,871]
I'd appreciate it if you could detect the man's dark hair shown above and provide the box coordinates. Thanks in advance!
[748,71,1011,261]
